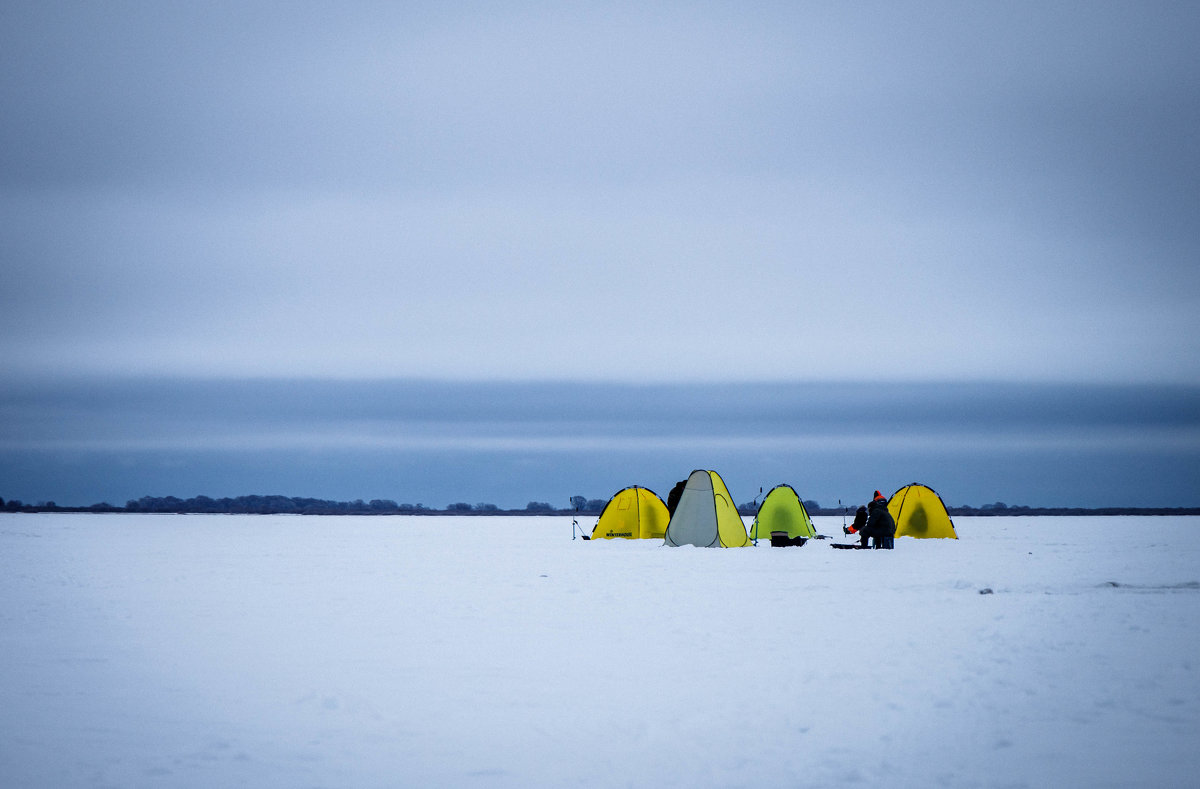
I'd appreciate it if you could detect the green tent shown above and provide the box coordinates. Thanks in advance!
[749,484,816,544]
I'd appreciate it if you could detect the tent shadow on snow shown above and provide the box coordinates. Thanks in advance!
[664,469,751,548]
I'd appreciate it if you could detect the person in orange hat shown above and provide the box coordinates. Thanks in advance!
[861,489,896,549]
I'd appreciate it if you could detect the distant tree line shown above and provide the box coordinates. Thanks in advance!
[775,500,1200,517]
[0,494,580,515]
[943,503,1200,516]
[1,494,1197,517]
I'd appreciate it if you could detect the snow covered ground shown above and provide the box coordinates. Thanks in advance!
[2,513,1197,788]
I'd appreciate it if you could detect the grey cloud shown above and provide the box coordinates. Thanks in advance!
[2,378,1197,508]
[1,2,1198,382]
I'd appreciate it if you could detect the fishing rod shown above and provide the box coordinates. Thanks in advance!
[750,487,763,545]
[571,497,588,540]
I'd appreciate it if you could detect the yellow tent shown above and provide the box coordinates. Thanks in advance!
[664,469,751,548]
[888,483,958,539]
[590,486,669,539]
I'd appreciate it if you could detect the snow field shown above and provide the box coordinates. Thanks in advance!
[1,514,1197,788]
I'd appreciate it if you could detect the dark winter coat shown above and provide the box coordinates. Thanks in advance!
[850,506,868,532]
[863,497,896,539]
[666,479,687,516]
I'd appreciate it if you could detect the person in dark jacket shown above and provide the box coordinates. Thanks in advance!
[862,490,896,549]
[843,505,869,545]
[666,478,687,517]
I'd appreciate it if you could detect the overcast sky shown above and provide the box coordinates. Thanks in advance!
[3,3,1198,508]
[3,1,1198,382]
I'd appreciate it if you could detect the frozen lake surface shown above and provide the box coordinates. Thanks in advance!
[2,513,1198,788]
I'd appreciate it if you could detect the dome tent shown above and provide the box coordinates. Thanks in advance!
[663,469,751,548]
[888,483,958,539]
[749,484,816,545]
[590,486,669,540]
